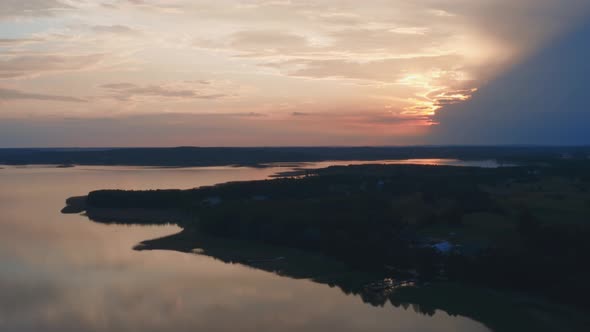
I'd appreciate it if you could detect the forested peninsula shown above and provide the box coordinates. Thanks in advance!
[64,162,590,308]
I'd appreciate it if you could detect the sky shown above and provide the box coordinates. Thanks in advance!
[0,0,589,147]
[430,18,590,145]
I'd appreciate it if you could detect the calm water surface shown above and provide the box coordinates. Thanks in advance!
[0,161,496,332]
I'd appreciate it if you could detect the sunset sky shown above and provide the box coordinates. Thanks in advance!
[1,0,589,147]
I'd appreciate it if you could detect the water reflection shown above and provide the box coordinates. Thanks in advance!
[264,158,510,172]
[0,163,526,332]
[110,228,570,332]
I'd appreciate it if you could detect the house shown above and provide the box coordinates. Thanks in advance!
[202,196,222,206]
[432,241,453,254]
[376,180,385,190]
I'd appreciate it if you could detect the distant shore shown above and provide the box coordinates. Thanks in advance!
[3,146,588,167]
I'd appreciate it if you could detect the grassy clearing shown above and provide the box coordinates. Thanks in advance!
[418,212,519,249]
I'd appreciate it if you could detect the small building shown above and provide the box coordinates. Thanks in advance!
[432,241,453,254]
[252,195,269,201]
[202,196,222,206]
[376,180,385,190]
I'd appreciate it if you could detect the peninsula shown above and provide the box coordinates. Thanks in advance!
[64,160,590,308]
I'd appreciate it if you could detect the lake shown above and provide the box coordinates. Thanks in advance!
[0,160,567,332]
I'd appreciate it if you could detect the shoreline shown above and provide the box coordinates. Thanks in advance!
[62,196,590,332]
[62,161,590,314]
[3,145,586,168]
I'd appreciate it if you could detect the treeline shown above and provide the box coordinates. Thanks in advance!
[85,165,515,273]
[3,146,590,166]
[88,189,189,209]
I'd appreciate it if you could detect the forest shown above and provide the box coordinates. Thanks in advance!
[71,161,590,307]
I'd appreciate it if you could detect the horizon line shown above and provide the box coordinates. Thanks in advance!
[1,145,590,150]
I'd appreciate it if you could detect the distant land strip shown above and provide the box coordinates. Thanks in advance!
[1,146,589,167]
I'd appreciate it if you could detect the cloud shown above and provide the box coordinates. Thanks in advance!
[424,88,477,109]
[428,20,590,145]
[0,0,72,19]
[291,112,310,116]
[324,27,446,55]
[363,114,431,125]
[0,111,429,147]
[91,25,141,36]
[0,38,44,46]
[0,87,86,102]
[315,12,362,26]
[103,0,185,13]
[292,111,431,127]
[229,30,310,54]
[237,112,267,117]
[0,54,103,79]
[100,82,229,101]
[264,55,463,83]
[434,0,590,50]
[199,24,451,60]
